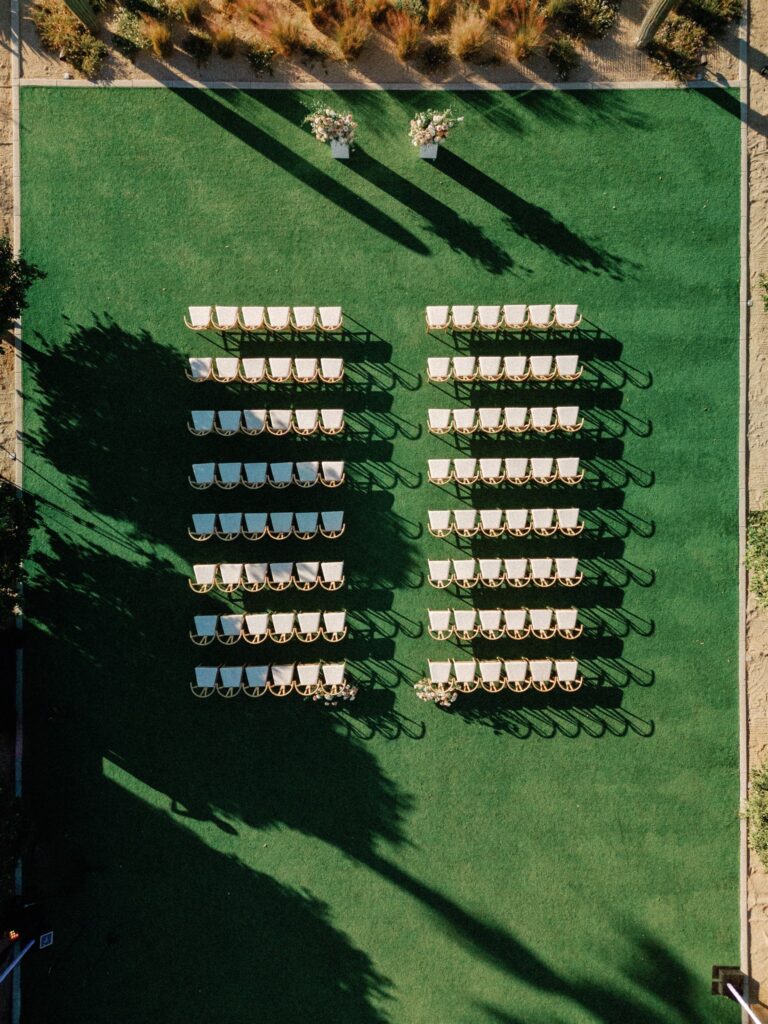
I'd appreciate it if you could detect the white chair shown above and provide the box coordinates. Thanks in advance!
[529,608,556,640]
[502,304,528,330]
[269,664,295,697]
[478,356,503,381]
[530,558,555,588]
[269,462,294,488]
[320,409,345,435]
[504,508,530,536]
[554,304,582,329]
[528,304,553,329]
[451,306,475,331]
[556,558,582,586]
[190,464,215,490]
[219,614,244,645]
[185,306,212,330]
[531,508,557,537]
[267,358,293,384]
[190,513,216,541]
[266,307,291,332]
[243,665,269,698]
[504,458,530,485]
[428,408,452,434]
[216,512,243,541]
[213,357,239,383]
[318,307,343,332]
[453,508,478,537]
[452,356,477,382]
[427,357,451,382]
[294,562,320,591]
[213,306,239,332]
[428,660,452,687]
[479,660,504,693]
[270,612,296,643]
[268,512,294,540]
[556,659,582,691]
[293,358,318,383]
[503,659,530,692]
[454,660,479,692]
[242,462,267,489]
[453,609,477,640]
[478,609,504,640]
[479,508,504,537]
[321,662,347,695]
[320,511,345,538]
[186,356,212,381]
[292,306,317,331]
[215,410,242,436]
[477,305,501,330]
[528,355,555,381]
[268,408,293,435]
[530,407,556,433]
[217,463,242,489]
[428,510,451,537]
[454,459,478,485]
[243,512,267,540]
[296,612,322,643]
[294,408,319,435]
[322,611,347,642]
[555,608,582,639]
[453,408,477,434]
[189,410,215,436]
[428,560,452,588]
[269,562,294,591]
[239,306,265,331]
[321,461,345,487]
[240,358,266,383]
[218,563,243,593]
[242,409,266,435]
[320,561,345,591]
[504,407,529,433]
[479,459,504,485]
[557,457,583,484]
[426,306,450,331]
[479,558,503,588]
[503,355,528,382]
[319,358,344,383]
[243,563,268,592]
[295,512,319,540]
[296,461,320,488]
[428,460,452,485]
[296,663,321,696]
[530,659,555,693]
[428,609,453,640]
[504,558,529,587]
[503,609,529,639]
[191,665,217,697]
[191,615,217,645]
[556,354,581,380]
[243,613,269,644]
[530,458,556,485]
[557,406,583,432]
[478,407,503,434]
[557,507,583,536]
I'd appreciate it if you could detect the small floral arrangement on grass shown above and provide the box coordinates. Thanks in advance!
[414,681,458,708]
[313,682,359,706]
[304,105,358,146]
[408,108,464,148]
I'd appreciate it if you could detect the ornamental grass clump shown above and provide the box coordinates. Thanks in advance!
[408,107,463,146]
[505,0,548,59]
[304,105,358,145]
[449,5,490,59]
[268,9,305,54]
[388,8,423,56]
[427,0,453,23]
[142,14,174,55]
[747,506,768,608]
[335,7,370,57]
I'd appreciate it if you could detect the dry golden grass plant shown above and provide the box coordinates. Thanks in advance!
[335,6,370,57]
[268,9,305,53]
[142,15,174,56]
[504,0,548,58]
[449,4,489,57]
[427,0,453,25]
[387,9,423,56]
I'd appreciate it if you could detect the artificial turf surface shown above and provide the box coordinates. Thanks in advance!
[18,85,741,1024]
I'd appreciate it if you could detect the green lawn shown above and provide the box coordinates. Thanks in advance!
[18,85,741,1024]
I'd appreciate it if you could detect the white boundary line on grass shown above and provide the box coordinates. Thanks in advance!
[18,76,742,91]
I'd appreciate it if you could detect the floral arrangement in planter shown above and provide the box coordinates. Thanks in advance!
[414,680,458,708]
[304,105,358,158]
[408,108,464,155]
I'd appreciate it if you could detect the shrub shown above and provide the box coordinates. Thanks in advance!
[304,0,336,27]
[388,9,422,55]
[211,22,237,54]
[268,9,304,54]
[420,38,451,66]
[0,238,44,332]
[760,271,768,313]
[746,761,768,870]
[392,0,425,17]
[427,0,452,24]
[176,0,203,22]
[0,482,35,624]
[142,14,174,54]
[555,0,618,38]
[112,7,151,56]
[546,30,578,75]
[648,12,708,80]
[335,8,370,57]
[487,0,510,24]
[680,0,741,33]
[246,39,275,72]
[449,4,489,58]
[504,0,548,58]
[31,0,108,77]
[183,28,213,62]
[747,506,768,608]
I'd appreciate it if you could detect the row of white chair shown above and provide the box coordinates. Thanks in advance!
[428,355,581,383]
[189,510,344,541]
[192,663,347,697]
[428,457,582,486]
[190,561,345,593]
[189,408,345,437]
[190,461,345,489]
[426,304,582,332]
[428,607,581,640]
[187,356,344,384]
[191,611,347,645]
[428,507,582,537]
[185,306,343,332]
[425,658,582,693]
[428,406,582,434]
[428,557,582,588]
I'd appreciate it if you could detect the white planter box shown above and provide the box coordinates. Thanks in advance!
[419,143,439,160]
[331,140,350,159]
